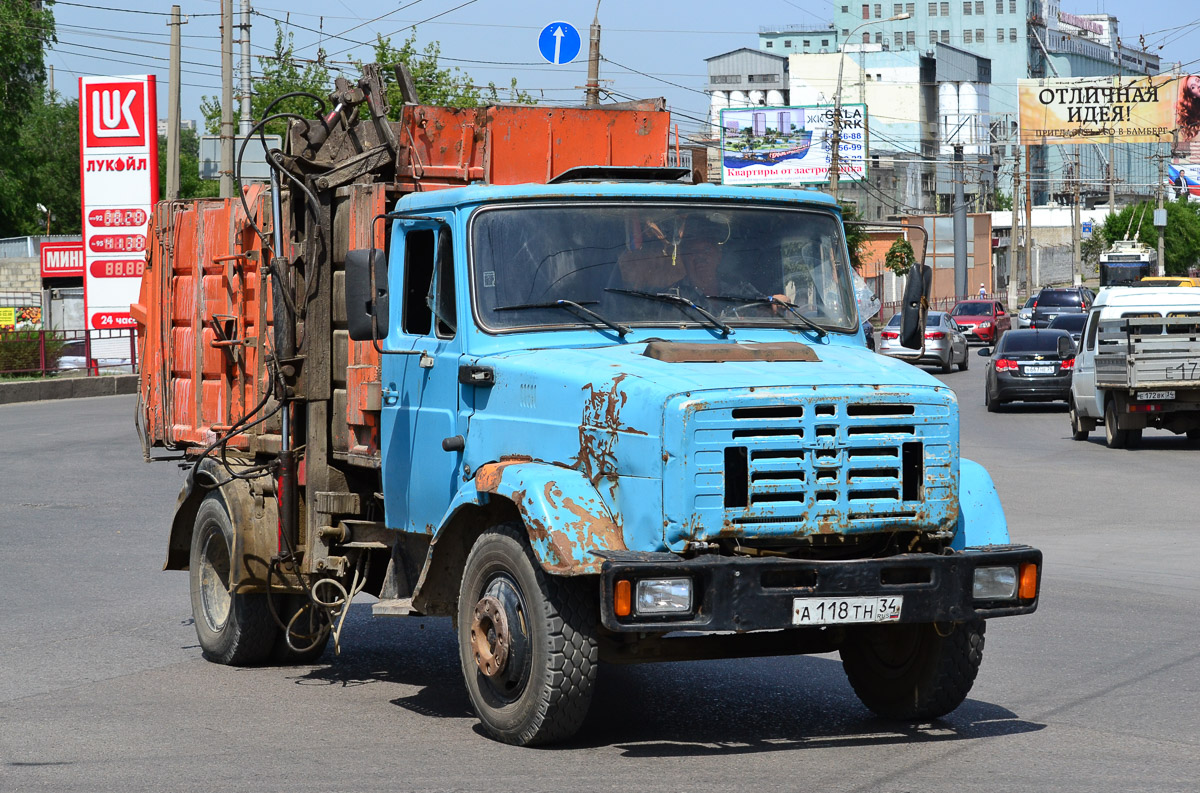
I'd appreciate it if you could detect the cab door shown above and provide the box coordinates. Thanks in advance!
[1073,308,1101,416]
[379,218,466,534]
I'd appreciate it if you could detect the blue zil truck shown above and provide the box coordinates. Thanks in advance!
[136,70,1041,746]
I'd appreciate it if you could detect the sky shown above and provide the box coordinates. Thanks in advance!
[45,0,1200,140]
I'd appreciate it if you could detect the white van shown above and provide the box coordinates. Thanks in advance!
[1070,287,1200,448]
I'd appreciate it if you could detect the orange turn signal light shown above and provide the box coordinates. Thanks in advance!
[1019,562,1038,600]
[614,579,632,617]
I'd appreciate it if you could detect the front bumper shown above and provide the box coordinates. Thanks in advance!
[598,545,1042,633]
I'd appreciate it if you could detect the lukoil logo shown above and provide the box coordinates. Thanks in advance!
[84,82,147,148]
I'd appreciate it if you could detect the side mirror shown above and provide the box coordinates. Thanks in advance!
[977,347,992,357]
[899,264,932,350]
[346,248,389,342]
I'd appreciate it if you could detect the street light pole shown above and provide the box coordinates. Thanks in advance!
[830,12,909,201]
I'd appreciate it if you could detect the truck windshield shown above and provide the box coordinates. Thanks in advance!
[470,202,857,333]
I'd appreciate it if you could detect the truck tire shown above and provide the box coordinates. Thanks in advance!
[1069,398,1090,441]
[1104,399,1130,449]
[189,494,278,665]
[840,620,985,721]
[457,523,598,746]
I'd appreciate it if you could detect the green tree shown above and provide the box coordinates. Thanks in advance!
[0,0,58,236]
[360,32,533,113]
[0,95,79,237]
[1097,199,1200,275]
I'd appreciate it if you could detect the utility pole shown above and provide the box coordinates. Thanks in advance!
[48,65,54,98]
[219,0,235,198]
[1024,144,1034,298]
[166,5,183,200]
[584,2,601,107]
[953,143,967,300]
[239,0,252,135]
[1072,148,1082,287]
[1009,147,1021,306]
[1157,153,1166,276]
[1107,156,1115,216]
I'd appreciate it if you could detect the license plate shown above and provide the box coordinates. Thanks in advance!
[1024,365,1055,375]
[792,596,903,626]
[1138,390,1175,400]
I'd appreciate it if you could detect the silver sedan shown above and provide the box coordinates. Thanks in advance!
[878,311,970,373]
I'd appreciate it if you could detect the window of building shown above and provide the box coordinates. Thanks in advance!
[964,29,973,43]
[875,31,883,43]
[997,28,1004,41]
[1009,0,1015,11]
[842,5,849,11]
[784,40,792,46]
[822,39,830,45]
[941,29,950,42]
[894,3,903,14]
[842,28,850,36]
[963,1,972,13]
[940,1,949,13]
[863,32,871,42]
[875,3,882,17]
[863,4,870,19]
[765,41,774,48]
[976,28,984,40]
[906,2,915,12]
[907,30,916,45]
[1010,27,1017,41]
[929,1,937,14]
[895,31,903,47]
[996,0,1004,11]
[975,1,984,13]
[929,29,938,43]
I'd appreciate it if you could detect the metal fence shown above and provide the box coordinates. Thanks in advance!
[0,235,81,259]
[0,329,138,377]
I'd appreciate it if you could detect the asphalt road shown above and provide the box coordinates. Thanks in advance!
[1,380,1198,793]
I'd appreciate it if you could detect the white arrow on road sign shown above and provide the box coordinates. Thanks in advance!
[538,21,580,65]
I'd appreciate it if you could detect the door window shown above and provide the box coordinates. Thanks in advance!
[402,229,435,335]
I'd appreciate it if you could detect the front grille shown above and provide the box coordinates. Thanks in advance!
[663,387,957,547]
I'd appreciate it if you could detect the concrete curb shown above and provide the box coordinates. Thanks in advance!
[0,374,139,405]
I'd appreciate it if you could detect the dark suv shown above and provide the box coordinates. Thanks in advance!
[1031,287,1093,329]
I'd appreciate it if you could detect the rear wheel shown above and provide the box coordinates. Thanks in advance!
[840,620,985,720]
[1104,399,1130,449]
[985,386,999,413]
[189,495,277,665]
[457,523,598,746]
[1069,398,1090,441]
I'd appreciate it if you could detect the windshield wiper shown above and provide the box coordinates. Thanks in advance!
[707,294,827,338]
[605,288,733,336]
[494,299,631,337]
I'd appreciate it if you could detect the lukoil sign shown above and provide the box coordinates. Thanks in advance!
[78,75,158,333]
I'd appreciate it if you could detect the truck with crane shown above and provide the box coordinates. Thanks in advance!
[133,66,1041,745]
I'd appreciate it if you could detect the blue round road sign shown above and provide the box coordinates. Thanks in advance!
[538,21,581,65]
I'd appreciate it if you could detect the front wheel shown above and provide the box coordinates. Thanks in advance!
[189,494,277,665]
[958,347,969,371]
[457,523,598,746]
[840,620,985,720]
